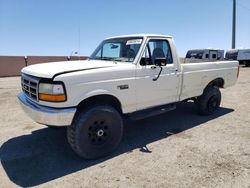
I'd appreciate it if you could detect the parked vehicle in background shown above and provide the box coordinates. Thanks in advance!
[225,49,250,67]
[18,34,239,159]
[186,49,224,61]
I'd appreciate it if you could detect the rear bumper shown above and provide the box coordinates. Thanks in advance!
[18,92,76,126]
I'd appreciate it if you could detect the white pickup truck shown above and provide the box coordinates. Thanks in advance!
[18,34,239,159]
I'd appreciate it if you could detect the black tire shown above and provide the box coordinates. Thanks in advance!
[197,86,221,115]
[245,61,250,67]
[67,105,123,159]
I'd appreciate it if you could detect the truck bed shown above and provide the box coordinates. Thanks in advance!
[179,61,239,101]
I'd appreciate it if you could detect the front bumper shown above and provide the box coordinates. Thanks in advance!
[18,92,76,126]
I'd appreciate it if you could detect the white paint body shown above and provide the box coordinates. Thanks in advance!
[21,34,239,114]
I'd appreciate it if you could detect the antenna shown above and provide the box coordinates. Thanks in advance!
[78,26,81,60]
[232,0,236,49]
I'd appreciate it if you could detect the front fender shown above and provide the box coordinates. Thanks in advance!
[76,89,124,110]
[83,89,116,99]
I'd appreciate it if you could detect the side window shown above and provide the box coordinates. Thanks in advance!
[205,54,209,59]
[148,40,173,65]
[212,54,217,59]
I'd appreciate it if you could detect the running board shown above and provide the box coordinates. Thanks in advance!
[128,103,176,120]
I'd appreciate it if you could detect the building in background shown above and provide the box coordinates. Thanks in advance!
[0,56,88,77]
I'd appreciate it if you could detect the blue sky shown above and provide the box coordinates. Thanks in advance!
[0,0,249,57]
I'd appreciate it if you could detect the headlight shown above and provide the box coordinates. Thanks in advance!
[38,83,66,102]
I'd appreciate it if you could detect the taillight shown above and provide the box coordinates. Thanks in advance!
[237,65,240,78]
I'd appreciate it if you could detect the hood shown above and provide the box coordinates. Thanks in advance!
[21,60,117,79]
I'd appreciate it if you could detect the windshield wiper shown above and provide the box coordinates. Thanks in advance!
[89,56,133,63]
[92,57,115,61]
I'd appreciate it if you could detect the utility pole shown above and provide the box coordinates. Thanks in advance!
[232,0,236,49]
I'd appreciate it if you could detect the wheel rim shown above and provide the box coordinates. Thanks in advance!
[207,96,219,113]
[88,120,109,145]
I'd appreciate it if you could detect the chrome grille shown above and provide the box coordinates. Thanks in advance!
[21,74,39,101]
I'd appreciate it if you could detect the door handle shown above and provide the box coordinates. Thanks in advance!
[151,66,157,69]
[168,69,178,73]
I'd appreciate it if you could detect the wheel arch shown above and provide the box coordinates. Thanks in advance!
[77,94,123,114]
[205,77,225,90]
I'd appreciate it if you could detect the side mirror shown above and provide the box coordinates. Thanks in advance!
[154,58,167,66]
[140,58,147,66]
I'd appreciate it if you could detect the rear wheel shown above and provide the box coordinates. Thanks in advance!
[197,86,221,115]
[67,105,123,159]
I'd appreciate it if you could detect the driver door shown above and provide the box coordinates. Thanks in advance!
[135,39,180,110]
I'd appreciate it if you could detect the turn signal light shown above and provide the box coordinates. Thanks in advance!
[39,93,66,102]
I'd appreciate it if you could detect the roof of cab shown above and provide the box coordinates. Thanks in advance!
[106,34,172,40]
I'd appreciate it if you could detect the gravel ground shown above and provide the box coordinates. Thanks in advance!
[0,67,249,188]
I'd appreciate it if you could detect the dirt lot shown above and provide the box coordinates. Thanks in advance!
[0,67,249,188]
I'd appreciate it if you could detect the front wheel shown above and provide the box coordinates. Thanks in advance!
[197,86,221,115]
[67,105,123,159]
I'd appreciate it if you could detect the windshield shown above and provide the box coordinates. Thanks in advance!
[90,37,143,62]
